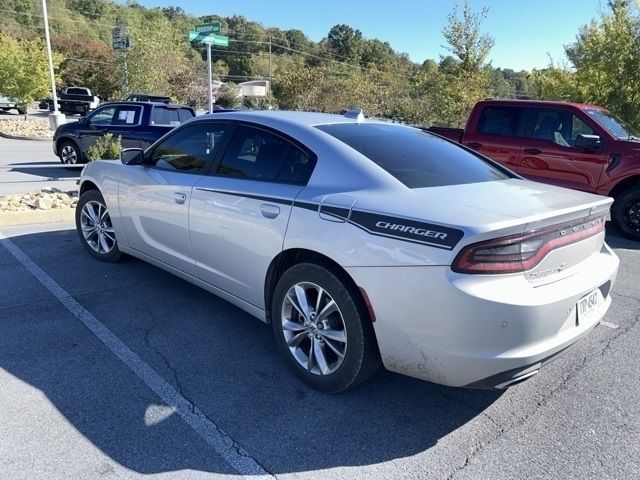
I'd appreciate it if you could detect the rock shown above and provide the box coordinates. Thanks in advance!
[35,196,52,210]
[51,199,62,209]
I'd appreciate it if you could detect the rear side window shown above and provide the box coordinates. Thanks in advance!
[217,125,315,184]
[316,123,509,188]
[151,107,180,126]
[477,106,524,137]
[66,88,89,95]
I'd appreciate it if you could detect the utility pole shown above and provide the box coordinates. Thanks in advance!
[206,43,213,113]
[42,0,65,128]
[268,36,272,108]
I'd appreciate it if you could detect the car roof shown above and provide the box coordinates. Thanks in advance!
[477,99,604,111]
[100,101,192,108]
[196,110,387,127]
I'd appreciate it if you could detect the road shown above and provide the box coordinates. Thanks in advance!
[0,221,638,480]
[0,136,80,195]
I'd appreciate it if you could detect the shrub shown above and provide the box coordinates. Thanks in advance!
[86,133,122,161]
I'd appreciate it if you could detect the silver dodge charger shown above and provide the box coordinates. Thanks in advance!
[76,110,619,392]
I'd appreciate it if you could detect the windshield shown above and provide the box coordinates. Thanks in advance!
[316,123,510,188]
[586,108,639,140]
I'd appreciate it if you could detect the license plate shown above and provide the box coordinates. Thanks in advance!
[577,289,602,323]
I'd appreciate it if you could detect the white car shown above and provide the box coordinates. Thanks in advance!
[76,110,619,392]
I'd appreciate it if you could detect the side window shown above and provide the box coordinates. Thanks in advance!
[530,110,595,148]
[149,123,228,172]
[477,107,523,137]
[88,106,116,126]
[217,126,290,181]
[150,107,181,126]
[113,106,141,126]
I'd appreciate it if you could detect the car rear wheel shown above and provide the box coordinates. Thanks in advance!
[271,262,380,392]
[75,190,121,262]
[611,186,640,241]
[59,140,81,165]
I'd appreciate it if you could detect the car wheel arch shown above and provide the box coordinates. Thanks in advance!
[56,136,80,157]
[264,248,376,328]
[608,174,640,199]
[79,179,99,196]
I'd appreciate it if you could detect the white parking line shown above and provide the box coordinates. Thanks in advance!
[0,231,272,479]
[600,320,619,329]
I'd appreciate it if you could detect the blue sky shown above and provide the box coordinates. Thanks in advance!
[135,0,607,71]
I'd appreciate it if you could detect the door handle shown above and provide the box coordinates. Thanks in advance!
[524,148,542,155]
[174,192,187,204]
[261,204,280,219]
[467,142,482,149]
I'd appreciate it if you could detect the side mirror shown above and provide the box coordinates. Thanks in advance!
[575,134,602,150]
[121,148,144,165]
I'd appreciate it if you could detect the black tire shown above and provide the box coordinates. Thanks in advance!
[58,139,82,165]
[611,186,640,241]
[75,189,122,262]
[16,108,26,115]
[271,262,380,392]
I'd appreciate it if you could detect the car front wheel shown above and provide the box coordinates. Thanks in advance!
[59,140,81,165]
[611,186,640,241]
[75,190,121,262]
[272,262,380,392]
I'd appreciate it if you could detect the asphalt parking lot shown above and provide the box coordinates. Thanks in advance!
[0,135,80,196]
[0,221,638,480]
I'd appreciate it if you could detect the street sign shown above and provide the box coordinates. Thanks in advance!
[194,23,220,35]
[112,37,131,50]
[201,34,229,47]
[112,25,130,50]
[187,23,228,114]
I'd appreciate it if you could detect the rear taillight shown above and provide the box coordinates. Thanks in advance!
[452,215,606,274]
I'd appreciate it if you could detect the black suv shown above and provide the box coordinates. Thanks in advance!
[53,101,195,164]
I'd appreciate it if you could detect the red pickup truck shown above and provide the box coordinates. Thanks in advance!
[428,99,640,240]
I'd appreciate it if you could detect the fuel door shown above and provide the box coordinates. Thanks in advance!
[318,194,356,223]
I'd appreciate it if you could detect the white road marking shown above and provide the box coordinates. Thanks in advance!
[0,231,272,479]
[600,320,619,329]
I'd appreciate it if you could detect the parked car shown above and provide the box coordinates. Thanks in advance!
[0,95,25,114]
[125,93,173,104]
[427,99,640,240]
[75,110,618,392]
[53,101,196,164]
[38,99,52,110]
[56,86,101,115]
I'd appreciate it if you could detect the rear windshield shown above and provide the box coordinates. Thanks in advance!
[150,107,194,126]
[66,88,89,95]
[316,123,510,188]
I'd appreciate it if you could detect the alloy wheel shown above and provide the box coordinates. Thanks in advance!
[79,200,116,254]
[622,198,640,234]
[281,282,347,375]
[61,144,78,164]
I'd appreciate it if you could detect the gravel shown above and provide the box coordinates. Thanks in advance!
[0,119,53,139]
[0,188,77,212]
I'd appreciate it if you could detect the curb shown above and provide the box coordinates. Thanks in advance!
[0,131,51,142]
[0,208,75,227]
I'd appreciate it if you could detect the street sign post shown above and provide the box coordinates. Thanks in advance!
[188,23,229,113]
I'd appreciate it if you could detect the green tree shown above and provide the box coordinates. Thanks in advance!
[327,24,363,62]
[442,1,494,73]
[0,32,58,108]
[564,0,640,128]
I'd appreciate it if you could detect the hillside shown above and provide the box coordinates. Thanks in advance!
[0,0,541,126]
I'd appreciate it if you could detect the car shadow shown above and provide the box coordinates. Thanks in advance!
[0,229,502,476]
[605,221,639,250]
[5,161,82,182]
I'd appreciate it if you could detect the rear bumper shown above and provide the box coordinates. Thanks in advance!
[346,243,619,388]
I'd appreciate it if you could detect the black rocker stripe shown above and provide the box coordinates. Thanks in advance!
[195,188,294,206]
[195,189,463,250]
